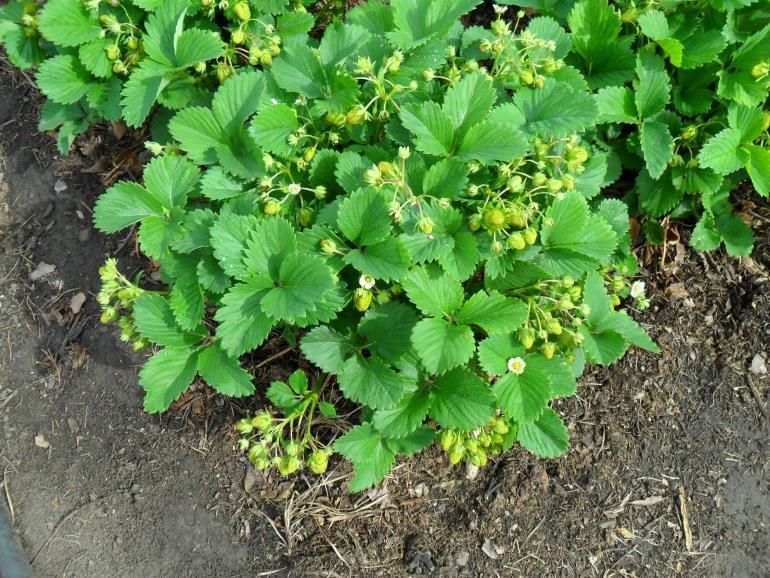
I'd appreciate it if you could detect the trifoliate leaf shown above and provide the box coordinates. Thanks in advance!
[198,344,255,398]
[401,102,455,157]
[36,55,91,105]
[698,128,748,175]
[402,267,464,318]
[595,86,637,124]
[334,423,395,492]
[337,187,393,246]
[422,159,468,199]
[339,354,412,410]
[516,408,568,457]
[301,326,354,373]
[443,70,497,136]
[121,64,169,128]
[266,379,301,412]
[140,347,200,413]
[249,103,298,157]
[428,367,495,430]
[141,0,189,67]
[212,70,267,136]
[133,293,205,348]
[210,214,258,279]
[387,0,482,50]
[38,0,101,47]
[372,389,432,438]
[78,38,113,79]
[216,129,265,179]
[492,357,553,424]
[319,22,371,67]
[243,218,296,280]
[93,182,164,233]
[259,255,334,323]
[214,280,274,357]
[513,80,598,138]
[143,154,200,208]
[411,317,475,374]
[271,42,327,98]
[200,167,244,200]
[456,121,529,163]
[343,236,410,282]
[455,291,528,335]
[358,302,418,364]
[640,119,674,180]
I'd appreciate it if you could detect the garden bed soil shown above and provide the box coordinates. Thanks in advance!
[0,62,768,578]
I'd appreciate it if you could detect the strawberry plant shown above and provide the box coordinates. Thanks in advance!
[510,0,770,255]
[89,1,658,491]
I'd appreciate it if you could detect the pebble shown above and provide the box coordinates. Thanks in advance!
[78,229,90,242]
[749,353,767,375]
[456,551,470,567]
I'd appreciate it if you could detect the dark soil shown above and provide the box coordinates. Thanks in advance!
[1,62,768,578]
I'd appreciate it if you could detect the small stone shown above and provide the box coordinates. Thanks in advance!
[29,262,56,281]
[54,180,68,193]
[34,434,50,449]
[69,292,86,314]
[78,229,90,243]
[482,539,500,560]
[456,551,470,567]
[67,417,80,433]
[749,353,767,375]
[244,467,260,494]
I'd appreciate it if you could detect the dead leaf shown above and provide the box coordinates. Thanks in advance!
[481,539,500,560]
[35,434,50,449]
[630,495,665,507]
[618,527,635,540]
[29,262,56,281]
[665,283,689,301]
[69,292,86,314]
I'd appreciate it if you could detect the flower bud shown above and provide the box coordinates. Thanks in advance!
[232,28,245,44]
[418,216,435,235]
[519,69,534,85]
[468,214,482,231]
[307,450,329,474]
[105,44,120,60]
[751,62,769,78]
[100,307,118,323]
[532,172,547,186]
[492,420,509,435]
[320,239,337,255]
[298,207,313,227]
[491,240,503,254]
[546,319,563,335]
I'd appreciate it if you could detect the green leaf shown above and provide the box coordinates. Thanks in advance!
[422,159,468,199]
[516,408,568,457]
[319,22,371,67]
[169,271,205,332]
[513,80,598,138]
[456,121,529,163]
[492,358,553,423]
[402,267,464,318]
[443,70,497,135]
[210,214,258,279]
[79,38,113,78]
[400,102,454,157]
[455,291,528,334]
[595,86,637,123]
[428,367,495,430]
[133,293,204,347]
[174,27,224,69]
[200,167,244,200]
[36,55,91,105]
[640,119,674,180]
[411,317,475,374]
[437,231,480,280]
[301,326,353,373]
[477,333,525,376]
[359,302,418,363]
[260,255,334,323]
[243,218,296,279]
[93,182,164,233]
[249,103,298,156]
[386,426,436,455]
[698,128,747,175]
[337,188,392,246]
[680,29,726,70]
[319,401,337,418]
[636,170,682,217]
[141,0,189,67]
[213,70,266,135]
[121,64,169,128]
[339,354,411,409]
[215,281,274,357]
[634,51,670,119]
[334,423,395,492]
[198,345,255,397]
[717,212,754,257]
[388,0,481,50]
[344,237,410,282]
[691,213,722,252]
[140,347,200,413]
[372,389,432,438]
[569,0,621,62]
[38,0,101,47]
[271,42,327,98]
[143,154,200,208]
[169,107,223,164]
[745,144,770,196]
[266,379,301,411]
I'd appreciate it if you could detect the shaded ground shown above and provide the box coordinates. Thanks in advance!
[0,63,768,578]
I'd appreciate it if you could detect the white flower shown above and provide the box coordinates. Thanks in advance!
[630,280,646,299]
[493,4,507,14]
[507,357,526,375]
[287,183,302,195]
[359,275,375,290]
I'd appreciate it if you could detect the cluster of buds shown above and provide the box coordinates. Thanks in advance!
[96,12,144,75]
[97,259,147,351]
[19,3,39,38]
[236,411,334,475]
[515,276,590,361]
[437,415,517,467]
[325,104,370,127]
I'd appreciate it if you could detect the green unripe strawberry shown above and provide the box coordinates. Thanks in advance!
[541,342,556,359]
[248,444,267,464]
[465,439,479,454]
[559,297,574,311]
[307,450,329,474]
[569,285,582,300]
[763,111,770,131]
[448,443,465,464]
[346,106,366,125]
[320,239,337,255]
[112,61,126,74]
[681,125,698,141]
[519,327,535,350]
[519,69,534,85]
[216,62,233,83]
[532,172,547,187]
[132,339,147,352]
[484,209,506,229]
[105,44,120,60]
[610,294,621,307]
[491,433,504,445]
[478,432,492,447]
[468,214,482,231]
[236,418,254,434]
[751,62,769,78]
[490,240,503,254]
[263,200,281,215]
[232,29,246,45]
[438,430,456,451]
[418,216,435,235]
[354,288,373,312]
[100,307,118,323]
[546,319,562,335]
[326,111,347,126]
[562,174,575,191]
[303,147,316,163]
[611,277,625,293]
[505,207,526,228]
[276,456,302,475]
[251,411,272,430]
[233,1,251,21]
[547,178,563,192]
[127,37,139,50]
[492,420,509,435]
[285,441,301,458]
[507,175,524,192]
[562,276,575,288]
[507,232,526,250]
[298,207,314,227]
[579,303,591,316]
[522,227,537,245]
[254,458,270,471]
